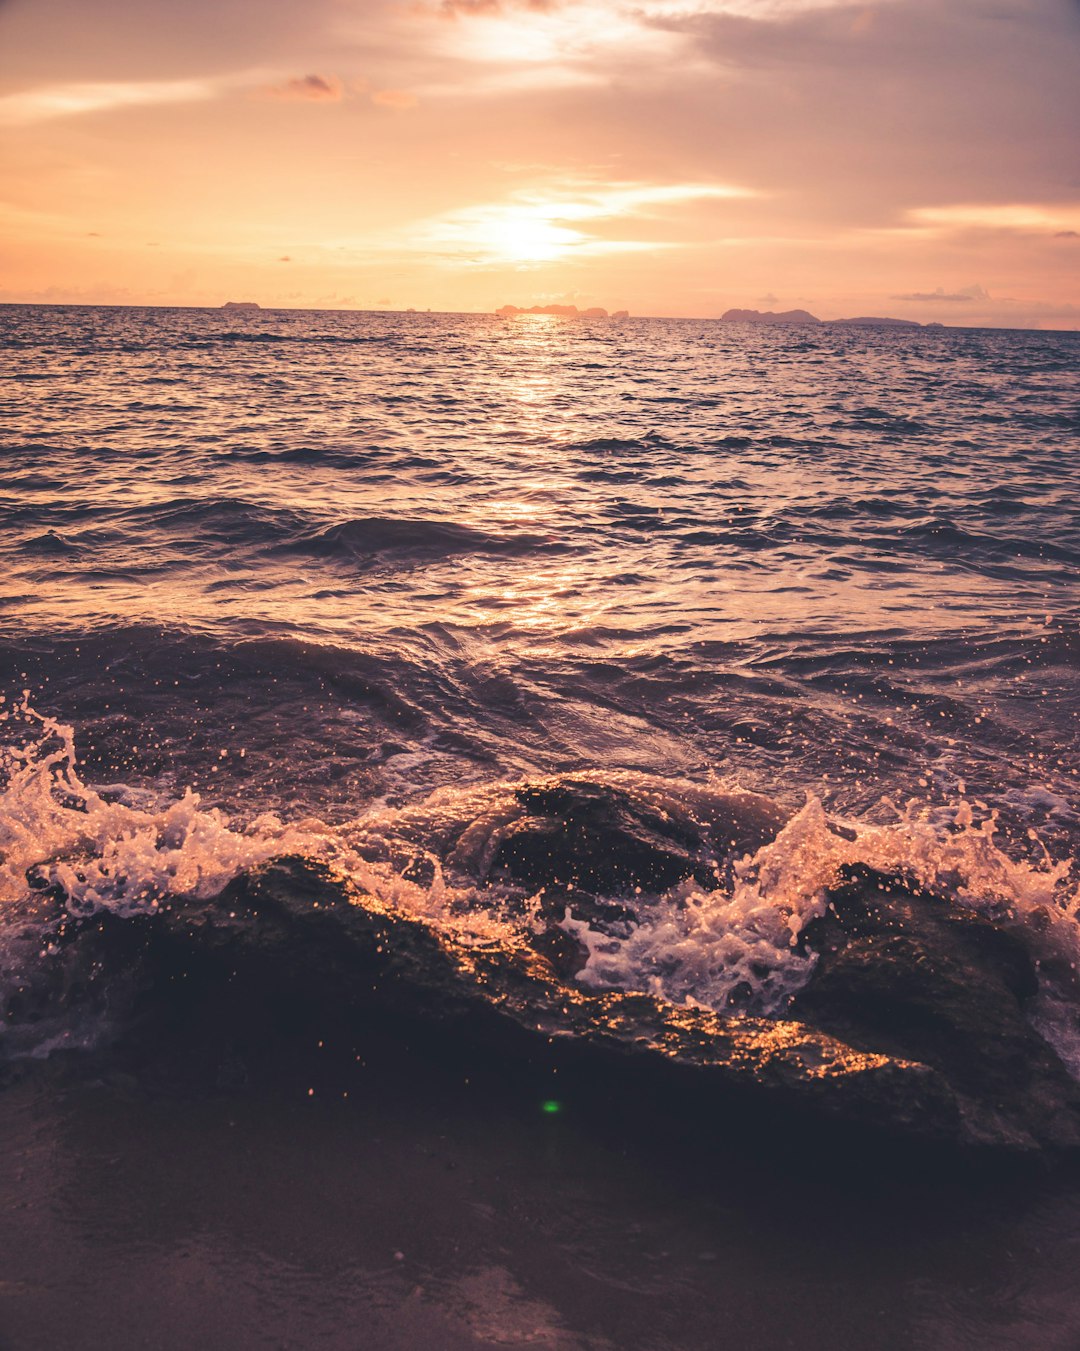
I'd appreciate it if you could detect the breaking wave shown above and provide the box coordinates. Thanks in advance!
[2,697,1077,1075]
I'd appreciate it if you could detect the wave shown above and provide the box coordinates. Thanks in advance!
[21,530,80,555]
[5,499,570,567]
[743,624,1080,677]
[113,497,310,543]
[184,331,396,348]
[2,699,1079,1149]
[0,619,1075,860]
[898,518,1080,566]
[291,516,570,560]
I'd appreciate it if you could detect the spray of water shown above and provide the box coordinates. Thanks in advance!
[2,697,1077,1069]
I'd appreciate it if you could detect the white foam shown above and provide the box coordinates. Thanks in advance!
[0,698,515,945]
[563,794,1080,1064]
[0,697,307,915]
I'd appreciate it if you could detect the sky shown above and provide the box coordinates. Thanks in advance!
[1,0,1078,325]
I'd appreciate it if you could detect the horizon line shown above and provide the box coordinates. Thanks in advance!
[1,300,1077,336]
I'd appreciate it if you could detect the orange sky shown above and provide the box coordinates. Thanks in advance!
[1,0,1078,326]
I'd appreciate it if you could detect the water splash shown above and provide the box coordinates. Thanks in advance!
[0,698,516,942]
[0,695,306,914]
[2,699,1078,1070]
[564,791,1080,1070]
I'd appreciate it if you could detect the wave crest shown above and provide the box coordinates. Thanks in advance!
[1,700,1077,1075]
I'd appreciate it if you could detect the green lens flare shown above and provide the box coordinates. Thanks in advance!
[541,1099,562,1115]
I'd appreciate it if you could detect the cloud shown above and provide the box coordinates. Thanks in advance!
[0,77,216,125]
[412,0,689,89]
[891,283,990,302]
[437,0,561,14]
[636,0,1080,228]
[432,0,870,20]
[254,73,415,109]
[261,73,343,101]
[1056,230,1079,239]
[908,204,1080,233]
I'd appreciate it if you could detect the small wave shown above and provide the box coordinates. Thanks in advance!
[293,516,568,559]
[111,496,310,545]
[788,495,917,522]
[899,517,1080,564]
[745,625,1080,678]
[562,437,662,456]
[20,530,79,556]
[183,332,395,349]
[844,415,929,435]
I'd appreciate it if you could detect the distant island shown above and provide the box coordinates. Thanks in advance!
[721,307,937,329]
[221,301,261,312]
[496,304,630,320]
[721,307,820,326]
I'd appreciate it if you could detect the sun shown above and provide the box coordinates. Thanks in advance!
[482,211,582,264]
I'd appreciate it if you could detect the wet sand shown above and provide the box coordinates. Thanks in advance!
[3,1028,1080,1351]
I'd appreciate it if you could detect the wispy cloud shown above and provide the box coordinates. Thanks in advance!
[891,283,990,303]
[410,1,900,100]
[437,0,561,14]
[908,204,1080,233]
[419,0,686,85]
[430,0,882,21]
[1,69,417,125]
[0,78,217,126]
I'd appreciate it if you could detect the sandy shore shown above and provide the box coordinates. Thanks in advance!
[3,1026,1080,1351]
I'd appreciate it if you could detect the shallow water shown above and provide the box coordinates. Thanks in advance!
[1,304,1079,1347]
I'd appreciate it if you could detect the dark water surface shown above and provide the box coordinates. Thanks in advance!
[3,305,1078,817]
[1,305,1079,1348]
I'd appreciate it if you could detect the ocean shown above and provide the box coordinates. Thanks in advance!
[1,303,1079,1349]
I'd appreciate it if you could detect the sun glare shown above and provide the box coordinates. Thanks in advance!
[419,181,751,267]
[443,4,660,68]
[484,213,582,263]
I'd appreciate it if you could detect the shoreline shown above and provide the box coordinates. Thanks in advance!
[4,1021,1080,1351]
